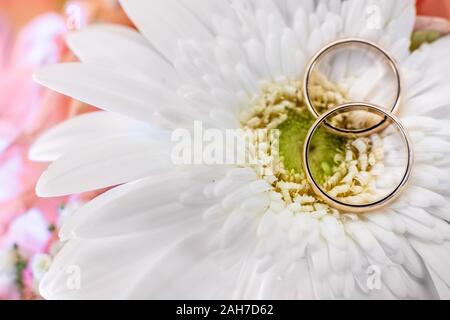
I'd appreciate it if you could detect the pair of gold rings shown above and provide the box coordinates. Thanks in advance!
[301,39,413,213]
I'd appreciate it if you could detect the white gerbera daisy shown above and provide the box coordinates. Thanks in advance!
[31,0,450,299]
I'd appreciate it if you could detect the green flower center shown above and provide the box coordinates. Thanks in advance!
[241,77,382,210]
[277,110,345,185]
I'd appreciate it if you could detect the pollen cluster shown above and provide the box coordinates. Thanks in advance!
[240,77,384,214]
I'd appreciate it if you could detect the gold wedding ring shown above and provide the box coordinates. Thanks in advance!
[303,103,413,213]
[303,38,402,136]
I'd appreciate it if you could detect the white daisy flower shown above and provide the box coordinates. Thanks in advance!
[31,0,450,299]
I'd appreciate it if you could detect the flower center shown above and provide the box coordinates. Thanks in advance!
[240,77,385,214]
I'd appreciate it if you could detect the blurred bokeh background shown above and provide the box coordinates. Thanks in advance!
[0,0,131,300]
[0,0,448,300]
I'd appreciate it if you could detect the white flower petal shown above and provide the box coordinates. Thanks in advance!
[34,63,191,127]
[30,111,158,162]
[67,24,180,89]
[36,135,172,197]
[119,0,214,61]
[410,239,450,297]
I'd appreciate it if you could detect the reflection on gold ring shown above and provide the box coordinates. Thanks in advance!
[303,38,402,136]
[303,102,413,213]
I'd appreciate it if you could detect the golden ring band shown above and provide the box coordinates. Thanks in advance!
[303,38,402,136]
[302,102,413,213]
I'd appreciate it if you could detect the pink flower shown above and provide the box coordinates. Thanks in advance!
[0,13,70,235]
[0,209,52,300]
[1,209,51,256]
[417,0,450,20]
[0,0,61,32]
[416,0,450,35]
[0,14,64,149]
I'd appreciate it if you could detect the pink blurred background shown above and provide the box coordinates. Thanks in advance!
[0,0,448,300]
[0,0,130,300]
